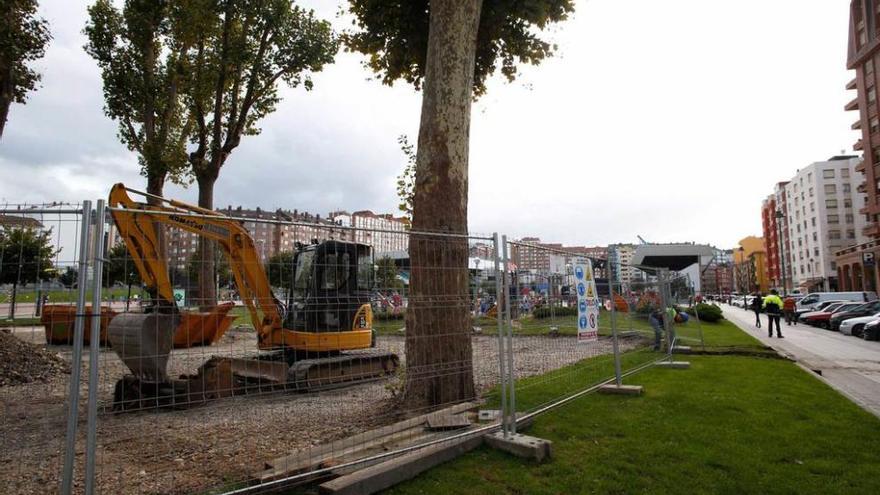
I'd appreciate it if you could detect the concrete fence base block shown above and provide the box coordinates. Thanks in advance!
[673,345,692,354]
[485,432,553,462]
[656,361,691,369]
[598,384,644,396]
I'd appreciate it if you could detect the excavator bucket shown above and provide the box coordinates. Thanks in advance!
[108,312,180,383]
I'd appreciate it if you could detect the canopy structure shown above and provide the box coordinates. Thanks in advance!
[631,243,715,274]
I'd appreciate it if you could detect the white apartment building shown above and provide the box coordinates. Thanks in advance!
[332,211,409,256]
[609,243,639,284]
[784,156,868,291]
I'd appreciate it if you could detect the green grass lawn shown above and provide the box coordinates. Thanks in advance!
[387,352,880,495]
[0,286,144,304]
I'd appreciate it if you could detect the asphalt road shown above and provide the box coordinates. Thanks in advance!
[724,303,880,418]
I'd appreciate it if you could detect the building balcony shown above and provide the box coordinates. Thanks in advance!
[856,159,867,173]
[858,181,868,193]
[853,120,863,130]
[855,139,864,151]
[863,223,880,238]
[846,97,860,111]
[847,78,858,90]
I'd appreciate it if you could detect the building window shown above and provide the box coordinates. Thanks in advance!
[824,184,837,194]
[871,87,878,104]
[811,217,816,227]
[826,199,838,209]
[869,59,876,75]
[812,232,818,241]
[844,184,851,194]
[848,230,856,239]
[814,247,820,257]
[828,214,840,224]
[809,187,814,197]
[823,169,835,179]
[829,230,842,240]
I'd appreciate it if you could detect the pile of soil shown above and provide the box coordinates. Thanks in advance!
[0,331,69,386]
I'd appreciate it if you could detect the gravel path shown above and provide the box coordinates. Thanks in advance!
[0,326,644,495]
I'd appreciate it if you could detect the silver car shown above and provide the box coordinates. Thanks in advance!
[839,312,880,337]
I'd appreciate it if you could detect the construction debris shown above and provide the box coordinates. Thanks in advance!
[0,332,69,386]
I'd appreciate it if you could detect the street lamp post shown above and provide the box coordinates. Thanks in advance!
[775,210,788,297]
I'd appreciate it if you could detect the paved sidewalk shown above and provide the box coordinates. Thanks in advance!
[724,304,880,418]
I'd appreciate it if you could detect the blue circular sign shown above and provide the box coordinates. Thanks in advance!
[575,266,584,279]
[577,283,585,296]
[579,300,587,312]
[579,316,588,329]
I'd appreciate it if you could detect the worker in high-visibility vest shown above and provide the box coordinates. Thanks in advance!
[763,289,784,338]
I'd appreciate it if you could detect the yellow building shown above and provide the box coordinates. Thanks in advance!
[734,236,770,294]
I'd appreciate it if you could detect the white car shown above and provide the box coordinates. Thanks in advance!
[839,312,880,337]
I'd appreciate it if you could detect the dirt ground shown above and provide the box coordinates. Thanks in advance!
[0,325,641,495]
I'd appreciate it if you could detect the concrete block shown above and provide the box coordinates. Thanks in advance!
[598,384,643,396]
[655,361,690,369]
[485,432,553,462]
[673,345,692,354]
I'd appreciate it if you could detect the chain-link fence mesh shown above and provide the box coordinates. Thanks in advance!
[1,196,717,494]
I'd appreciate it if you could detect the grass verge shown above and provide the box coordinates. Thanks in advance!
[384,337,880,494]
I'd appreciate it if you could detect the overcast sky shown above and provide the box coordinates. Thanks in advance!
[0,0,859,249]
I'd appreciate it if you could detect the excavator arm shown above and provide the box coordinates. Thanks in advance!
[108,183,284,346]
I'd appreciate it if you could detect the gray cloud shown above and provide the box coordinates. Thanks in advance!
[0,0,860,249]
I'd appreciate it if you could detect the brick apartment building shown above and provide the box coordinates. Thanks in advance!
[835,0,880,292]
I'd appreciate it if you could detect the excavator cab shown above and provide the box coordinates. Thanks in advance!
[285,241,373,334]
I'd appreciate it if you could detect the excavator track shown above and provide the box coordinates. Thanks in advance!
[111,349,400,412]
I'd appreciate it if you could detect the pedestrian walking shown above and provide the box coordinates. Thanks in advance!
[783,295,797,326]
[750,293,763,328]
[763,289,784,338]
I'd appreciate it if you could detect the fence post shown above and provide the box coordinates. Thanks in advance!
[607,251,622,387]
[60,200,92,495]
[492,233,508,438]
[501,235,516,434]
[84,199,106,495]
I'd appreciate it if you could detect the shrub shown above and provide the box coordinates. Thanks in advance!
[532,306,578,319]
[686,303,723,323]
[374,311,405,321]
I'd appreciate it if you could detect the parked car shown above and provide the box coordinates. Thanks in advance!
[839,312,880,337]
[829,300,880,331]
[862,318,880,341]
[796,291,878,315]
[801,302,864,329]
[795,300,848,321]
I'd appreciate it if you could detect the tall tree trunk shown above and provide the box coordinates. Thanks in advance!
[404,0,482,409]
[0,61,13,140]
[196,171,218,310]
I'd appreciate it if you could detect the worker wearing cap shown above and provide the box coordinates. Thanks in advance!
[763,289,784,338]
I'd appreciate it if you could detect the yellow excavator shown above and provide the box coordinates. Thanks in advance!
[107,184,399,410]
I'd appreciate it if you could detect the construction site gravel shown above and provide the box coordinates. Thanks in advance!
[0,326,642,495]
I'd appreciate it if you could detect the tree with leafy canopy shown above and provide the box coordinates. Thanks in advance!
[375,255,402,291]
[104,242,141,287]
[346,0,574,408]
[58,266,77,288]
[84,0,192,201]
[180,0,337,309]
[0,226,57,317]
[265,250,295,291]
[395,134,416,222]
[0,0,51,139]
